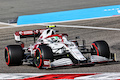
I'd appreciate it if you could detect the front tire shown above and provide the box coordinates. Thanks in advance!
[34,45,54,69]
[5,45,24,66]
[91,40,110,58]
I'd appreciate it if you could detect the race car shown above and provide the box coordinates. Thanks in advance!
[5,25,116,69]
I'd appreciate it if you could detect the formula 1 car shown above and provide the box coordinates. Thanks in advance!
[5,25,116,69]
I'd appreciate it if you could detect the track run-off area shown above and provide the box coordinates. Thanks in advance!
[1,0,120,73]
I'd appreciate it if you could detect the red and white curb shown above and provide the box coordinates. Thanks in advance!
[0,73,120,80]
[0,73,47,79]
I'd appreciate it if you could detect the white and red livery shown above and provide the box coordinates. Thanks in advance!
[5,25,116,69]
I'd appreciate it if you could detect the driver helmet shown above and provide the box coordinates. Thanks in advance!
[52,36,59,42]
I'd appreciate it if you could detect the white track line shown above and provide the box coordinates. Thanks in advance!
[0,23,120,31]
[0,23,46,29]
[0,15,120,30]
[0,15,120,29]
[56,25,120,31]
[1,17,120,31]
[0,22,16,26]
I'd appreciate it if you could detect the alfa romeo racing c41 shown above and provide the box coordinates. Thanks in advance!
[5,25,116,69]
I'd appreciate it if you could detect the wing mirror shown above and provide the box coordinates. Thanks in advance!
[55,30,59,32]
[75,36,80,39]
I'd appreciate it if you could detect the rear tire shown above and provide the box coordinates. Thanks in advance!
[91,40,110,58]
[5,45,24,66]
[34,45,54,69]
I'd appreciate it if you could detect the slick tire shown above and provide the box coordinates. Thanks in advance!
[34,45,54,69]
[5,45,24,66]
[91,40,110,58]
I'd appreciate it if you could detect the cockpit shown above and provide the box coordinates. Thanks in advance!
[39,29,56,40]
[37,28,69,44]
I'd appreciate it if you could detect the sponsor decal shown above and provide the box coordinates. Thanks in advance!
[22,31,33,35]
[43,59,51,68]
[118,10,120,13]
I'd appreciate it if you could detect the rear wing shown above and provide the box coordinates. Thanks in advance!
[14,29,45,41]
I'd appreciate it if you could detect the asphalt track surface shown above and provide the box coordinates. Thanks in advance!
[1,0,120,73]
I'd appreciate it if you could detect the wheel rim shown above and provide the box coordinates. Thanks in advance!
[34,48,42,68]
[35,50,40,66]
